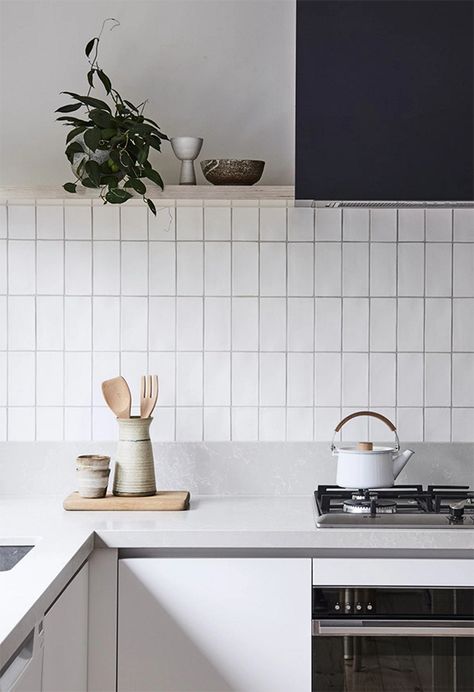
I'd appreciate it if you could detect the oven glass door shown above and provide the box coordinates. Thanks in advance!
[312,588,474,692]
[313,633,473,691]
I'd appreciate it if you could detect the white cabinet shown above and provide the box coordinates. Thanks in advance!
[0,623,44,692]
[118,558,312,692]
[42,563,88,692]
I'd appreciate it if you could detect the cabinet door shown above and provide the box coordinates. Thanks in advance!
[42,563,88,692]
[118,558,311,692]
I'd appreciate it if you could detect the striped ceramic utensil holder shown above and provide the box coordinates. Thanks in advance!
[112,417,157,496]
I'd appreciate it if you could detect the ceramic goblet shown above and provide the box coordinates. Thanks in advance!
[170,136,203,185]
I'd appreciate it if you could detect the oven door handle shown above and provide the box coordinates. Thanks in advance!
[312,619,474,637]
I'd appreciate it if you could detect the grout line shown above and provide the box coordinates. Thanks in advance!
[229,207,234,440]
[89,202,93,440]
[5,202,9,440]
[33,203,38,440]
[284,206,288,440]
[173,202,178,440]
[0,348,468,354]
[61,201,66,440]
[2,292,466,299]
[5,236,474,243]
[146,207,150,375]
[257,204,261,439]
[2,403,469,409]
[201,205,205,441]
[118,207,123,423]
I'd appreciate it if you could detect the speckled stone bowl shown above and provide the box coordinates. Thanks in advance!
[200,159,265,185]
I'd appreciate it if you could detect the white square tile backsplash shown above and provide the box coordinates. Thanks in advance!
[0,201,472,441]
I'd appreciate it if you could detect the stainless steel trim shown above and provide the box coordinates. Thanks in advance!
[312,619,474,637]
[315,512,474,528]
[313,201,474,209]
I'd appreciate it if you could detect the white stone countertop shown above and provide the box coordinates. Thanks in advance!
[1,494,473,668]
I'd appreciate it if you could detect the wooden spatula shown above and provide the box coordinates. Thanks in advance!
[101,376,132,419]
[140,375,159,419]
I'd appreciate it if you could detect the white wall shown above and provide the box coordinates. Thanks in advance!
[1,199,473,443]
[0,0,295,185]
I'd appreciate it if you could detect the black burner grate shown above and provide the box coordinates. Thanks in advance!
[314,484,472,516]
[428,486,473,513]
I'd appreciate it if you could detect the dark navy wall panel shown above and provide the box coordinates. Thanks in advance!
[296,0,474,201]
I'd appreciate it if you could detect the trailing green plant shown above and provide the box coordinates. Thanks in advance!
[57,18,167,215]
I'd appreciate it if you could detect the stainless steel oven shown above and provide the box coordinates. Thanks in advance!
[312,587,474,692]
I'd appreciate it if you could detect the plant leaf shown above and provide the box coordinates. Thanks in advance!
[143,116,160,128]
[65,141,84,163]
[84,127,102,151]
[63,182,77,193]
[100,128,116,140]
[105,188,132,204]
[62,92,112,113]
[97,70,112,94]
[123,120,155,136]
[57,116,92,125]
[124,99,139,113]
[101,174,121,187]
[87,69,95,88]
[56,102,83,113]
[89,109,114,128]
[66,125,88,144]
[85,37,97,58]
[109,134,126,146]
[146,198,157,216]
[137,145,149,165]
[109,149,120,165]
[148,135,162,152]
[85,160,101,186]
[125,178,146,194]
[145,168,164,189]
[118,150,133,169]
[81,177,99,189]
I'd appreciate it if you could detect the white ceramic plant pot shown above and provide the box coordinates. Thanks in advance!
[113,417,156,497]
[331,411,414,489]
[71,133,110,179]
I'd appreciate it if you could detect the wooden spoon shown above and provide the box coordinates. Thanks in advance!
[101,376,132,419]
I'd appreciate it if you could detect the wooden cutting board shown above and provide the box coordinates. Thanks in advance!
[63,491,190,511]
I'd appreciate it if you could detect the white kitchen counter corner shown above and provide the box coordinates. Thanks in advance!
[1,494,473,669]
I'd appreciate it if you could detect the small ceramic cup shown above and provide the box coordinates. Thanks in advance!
[76,455,111,498]
[76,454,110,470]
[76,468,110,498]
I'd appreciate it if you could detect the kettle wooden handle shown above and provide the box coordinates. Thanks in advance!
[334,410,397,433]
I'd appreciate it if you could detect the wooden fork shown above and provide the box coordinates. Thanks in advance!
[140,375,159,419]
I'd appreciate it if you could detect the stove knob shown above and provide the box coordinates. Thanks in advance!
[366,603,373,611]
[449,501,465,522]
[334,603,341,611]
[345,603,351,611]
[355,603,362,611]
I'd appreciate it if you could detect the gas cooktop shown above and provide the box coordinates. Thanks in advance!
[314,485,474,528]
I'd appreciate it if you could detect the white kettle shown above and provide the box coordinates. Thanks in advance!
[331,411,414,489]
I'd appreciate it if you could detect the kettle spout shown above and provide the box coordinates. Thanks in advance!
[393,449,414,479]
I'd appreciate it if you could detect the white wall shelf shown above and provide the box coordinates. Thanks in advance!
[0,185,295,201]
